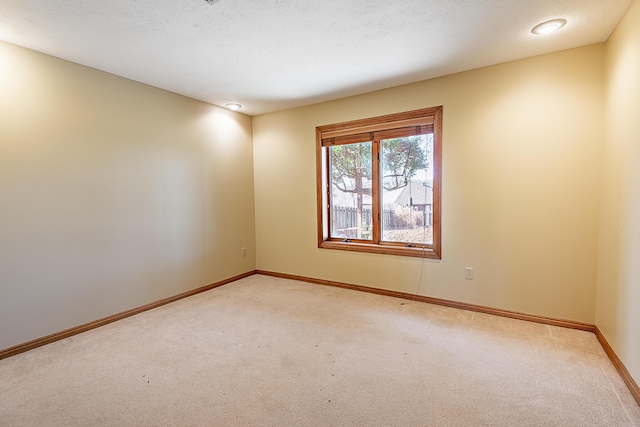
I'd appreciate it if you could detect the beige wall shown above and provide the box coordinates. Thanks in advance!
[599,0,640,385]
[0,41,256,350]
[253,45,604,323]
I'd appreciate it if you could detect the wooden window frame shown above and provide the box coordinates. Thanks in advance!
[316,106,442,259]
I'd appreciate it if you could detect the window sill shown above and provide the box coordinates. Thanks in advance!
[319,240,440,259]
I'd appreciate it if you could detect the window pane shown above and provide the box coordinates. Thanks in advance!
[380,134,433,245]
[329,142,373,240]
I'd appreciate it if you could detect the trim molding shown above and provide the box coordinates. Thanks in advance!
[0,271,255,361]
[256,270,595,332]
[3,268,638,407]
[257,270,640,406]
[595,327,640,405]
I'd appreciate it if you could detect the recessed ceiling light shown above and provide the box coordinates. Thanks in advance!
[532,19,567,35]
[226,103,242,111]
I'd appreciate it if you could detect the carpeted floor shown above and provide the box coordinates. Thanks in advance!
[1,274,639,426]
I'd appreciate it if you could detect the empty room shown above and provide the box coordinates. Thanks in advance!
[1,0,639,425]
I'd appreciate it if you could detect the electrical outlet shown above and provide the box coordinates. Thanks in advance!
[465,267,474,280]
[242,247,247,257]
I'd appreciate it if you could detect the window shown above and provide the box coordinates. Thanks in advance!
[316,106,442,259]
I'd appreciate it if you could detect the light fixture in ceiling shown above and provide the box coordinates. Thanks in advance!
[226,103,242,111]
[204,0,221,4]
[531,19,567,35]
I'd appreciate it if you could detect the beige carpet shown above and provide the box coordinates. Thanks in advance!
[1,274,639,426]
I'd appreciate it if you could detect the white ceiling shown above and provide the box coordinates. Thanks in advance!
[0,0,633,116]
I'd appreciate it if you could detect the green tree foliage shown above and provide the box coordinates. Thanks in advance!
[381,136,427,190]
[330,142,372,195]
[330,137,427,195]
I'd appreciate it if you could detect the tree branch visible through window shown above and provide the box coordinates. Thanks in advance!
[316,106,442,259]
